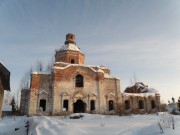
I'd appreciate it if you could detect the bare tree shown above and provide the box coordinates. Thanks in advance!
[19,60,44,91]
[35,60,43,72]
[46,56,54,72]
[130,73,138,85]
[19,67,33,90]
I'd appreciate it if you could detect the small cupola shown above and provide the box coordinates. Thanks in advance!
[65,33,76,45]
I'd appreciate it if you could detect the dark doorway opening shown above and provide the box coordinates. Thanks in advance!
[71,59,75,64]
[40,99,46,111]
[139,100,144,109]
[109,100,114,111]
[151,100,156,109]
[73,100,85,113]
[90,100,95,111]
[125,100,130,110]
[63,100,69,111]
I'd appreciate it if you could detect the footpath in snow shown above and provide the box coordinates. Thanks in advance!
[0,113,180,135]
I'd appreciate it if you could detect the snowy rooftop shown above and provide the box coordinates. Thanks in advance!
[54,63,105,73]
[54,62,119,79]
[58,43,83,54]
[125,82,159,94]
[32,71,51,75]
[54,62,109,70]
[122,92,157,97]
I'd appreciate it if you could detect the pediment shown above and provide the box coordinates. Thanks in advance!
[74,93,83,98]
[106,93,115,97]
[39,90,48,95]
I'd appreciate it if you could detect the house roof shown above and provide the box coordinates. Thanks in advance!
[0,62,10,91]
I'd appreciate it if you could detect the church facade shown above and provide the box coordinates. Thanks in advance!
[20,33,160,116]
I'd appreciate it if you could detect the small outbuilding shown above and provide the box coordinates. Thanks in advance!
[0,62,10,117]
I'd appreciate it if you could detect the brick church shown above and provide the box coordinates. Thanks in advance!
[20,33,160,116]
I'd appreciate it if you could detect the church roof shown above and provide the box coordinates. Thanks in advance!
[54,62,119,79]
[124,82,158,94]
[59,43,83,54]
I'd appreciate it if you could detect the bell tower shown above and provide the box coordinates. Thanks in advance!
[55,33,85,64]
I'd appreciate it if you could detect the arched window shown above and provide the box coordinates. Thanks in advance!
[63,100,69,111]
[75,74,83,87]
[125,100,130,110]
[109,100,114,111]
[151,100,156,109]
[139,100,144,109]
[90,100,95,111]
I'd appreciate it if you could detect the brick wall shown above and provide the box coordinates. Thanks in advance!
[20,89,29,115]
[53,65,99,114]
[122,94,160,115]
[55,50,85,64]
[28,73,52,116]
[52,64,121,115]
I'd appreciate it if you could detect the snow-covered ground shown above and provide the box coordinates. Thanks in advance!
[0,113,180,135]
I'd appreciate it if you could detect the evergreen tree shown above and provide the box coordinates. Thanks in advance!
[10,97,16,114]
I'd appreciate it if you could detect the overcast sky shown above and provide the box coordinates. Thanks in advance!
[0,0,180,103]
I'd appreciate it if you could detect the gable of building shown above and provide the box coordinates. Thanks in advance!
[0,62,10,91]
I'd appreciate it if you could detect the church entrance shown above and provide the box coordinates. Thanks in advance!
[73,100,85,113]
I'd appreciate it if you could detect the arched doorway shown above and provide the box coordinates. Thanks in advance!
[73,100,85,113]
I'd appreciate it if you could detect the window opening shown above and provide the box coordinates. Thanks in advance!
[125,100,130,110]
[71,59,75,64]
[109,100,114,111]
[139,100,144,109]
[39,99,46,111]
[63,100,69,111]
[76,74,83,87]
[90,100,95,111]
[151,100,156,109]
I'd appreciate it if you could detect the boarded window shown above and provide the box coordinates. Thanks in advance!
[109,100,114,111]
[90,100,95,111]
[75,74,83,87]
[125,100,130,110]
[139,100,144,109]
[63,100,68,111]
